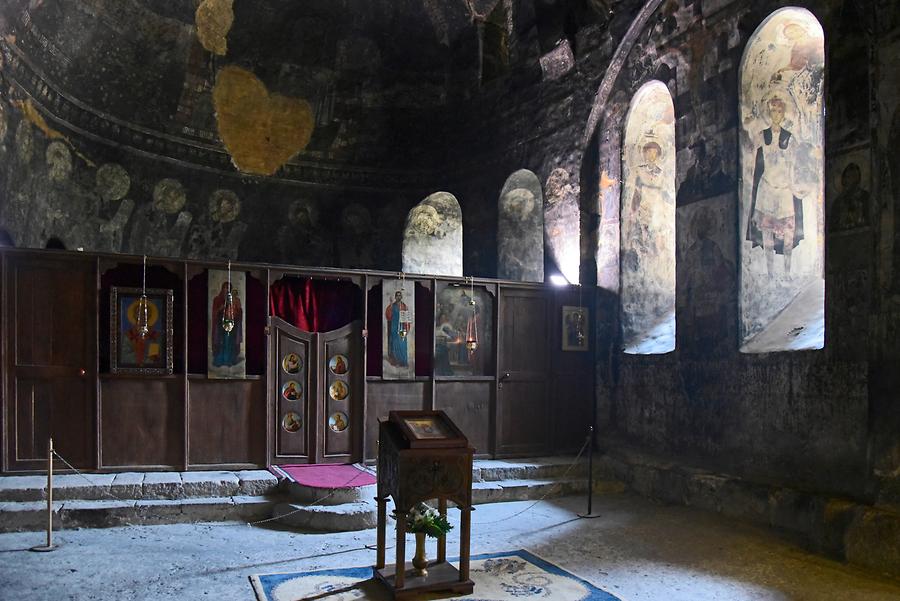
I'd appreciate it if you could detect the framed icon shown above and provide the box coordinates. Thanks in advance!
[282,412,302,433]
[561,306,589,351]
[329,380,349,401]
[282,352,302,374]
[282,380,302,401]
[329,412,349,432]
[389,410,468,448]
[328,354,349,375]
[110,287,174,375]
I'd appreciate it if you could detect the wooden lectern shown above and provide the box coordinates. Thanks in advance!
[374,410,475,599]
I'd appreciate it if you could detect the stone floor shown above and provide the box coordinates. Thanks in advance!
[1,493,898,600]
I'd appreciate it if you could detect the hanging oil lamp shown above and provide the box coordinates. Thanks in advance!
[221,261,235,333]
[574,283,585,345]
[397,272,407,339]
[465,277,479,354]
[135,255,150,339]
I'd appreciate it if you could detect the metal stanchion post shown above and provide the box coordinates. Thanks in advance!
[578,426,602,519]
[30,437,57,552]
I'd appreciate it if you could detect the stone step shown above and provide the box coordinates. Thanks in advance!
[271,500,380,532]
[283,481,377,506]
[0,470,279,503]
[472,477,587,504]
[473,456,588,483]
[0,494,280,532]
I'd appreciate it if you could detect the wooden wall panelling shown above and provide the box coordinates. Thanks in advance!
[100,377,183,469]
[187,378,265,467]
[433,380,492,457]
[364,380,429,461]
[550,288,594,453]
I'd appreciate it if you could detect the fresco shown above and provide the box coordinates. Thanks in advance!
[402,192,463,277]
[544,168,580,285]
[739,8,824,349]
[382,279,415,380]
[195,0,234,56]
[620,80,676,354]
[497,169,543,282]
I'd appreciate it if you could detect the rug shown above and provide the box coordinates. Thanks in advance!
[250,550,622,601]
[270,464,376,489]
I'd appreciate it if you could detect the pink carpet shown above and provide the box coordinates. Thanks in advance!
[270,464,376,489]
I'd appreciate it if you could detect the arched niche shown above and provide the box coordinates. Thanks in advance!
[739,7,824,353]
[620,80,676,354]
[402,191,463,277]
[498,169,544,282]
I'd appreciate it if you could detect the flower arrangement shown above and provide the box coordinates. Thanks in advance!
[405,502,453,538]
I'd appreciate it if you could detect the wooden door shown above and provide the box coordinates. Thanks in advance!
[5,254,96,472]
[269,318,362,465]
[496,288,549,456]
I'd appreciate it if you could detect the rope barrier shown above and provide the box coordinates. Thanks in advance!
[46,438,593,535]
[49,450,376,530]
[472,434,591,525]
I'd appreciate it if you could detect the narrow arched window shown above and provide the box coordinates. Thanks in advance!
[739,8,825,352]
[620,80,676,354]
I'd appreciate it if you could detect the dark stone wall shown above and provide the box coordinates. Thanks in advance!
[436,0,899,503]
[0,0,898,503]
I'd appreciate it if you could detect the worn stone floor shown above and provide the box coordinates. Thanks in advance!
[1,493,898,601]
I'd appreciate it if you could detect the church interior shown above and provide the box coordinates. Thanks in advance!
[1,0,899,599]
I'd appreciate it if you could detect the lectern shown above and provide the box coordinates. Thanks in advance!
[374,410,475,599]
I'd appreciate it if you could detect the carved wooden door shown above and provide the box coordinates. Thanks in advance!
[269,318,362,464]
[4,254,96,472]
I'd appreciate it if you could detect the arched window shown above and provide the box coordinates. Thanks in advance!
[620,80,676,354]
[739,8,824,352]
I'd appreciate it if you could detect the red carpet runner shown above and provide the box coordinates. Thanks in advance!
[270,464,376,489]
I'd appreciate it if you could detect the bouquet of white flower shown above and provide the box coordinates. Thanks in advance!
[405,502,453,538]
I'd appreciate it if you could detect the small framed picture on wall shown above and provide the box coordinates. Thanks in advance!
[561,305,588,352]
[110,287,174,374]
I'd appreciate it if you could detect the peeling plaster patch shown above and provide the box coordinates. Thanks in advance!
[195,0,234,56]
[212,65,314,176]
[17,98,66,142]
[45,140,72,181]
[153,178,187,214]
[14,99,95,167]
[95,163,131,201]
[540,40,575,81]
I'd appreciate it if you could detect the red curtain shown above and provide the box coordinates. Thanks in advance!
[269,277,360,333]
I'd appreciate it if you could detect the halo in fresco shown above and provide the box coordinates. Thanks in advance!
[45,141,72,182]
[96,163,131,201]
[209,189,241,223]
[153,178,187,214]
[16,120,33,163]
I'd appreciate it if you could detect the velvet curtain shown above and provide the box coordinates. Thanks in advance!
[269,277,361,333]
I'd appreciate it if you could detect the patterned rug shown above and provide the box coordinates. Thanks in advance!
[250,550,622,601]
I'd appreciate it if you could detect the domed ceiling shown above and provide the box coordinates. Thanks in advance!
[0,0,511,176]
